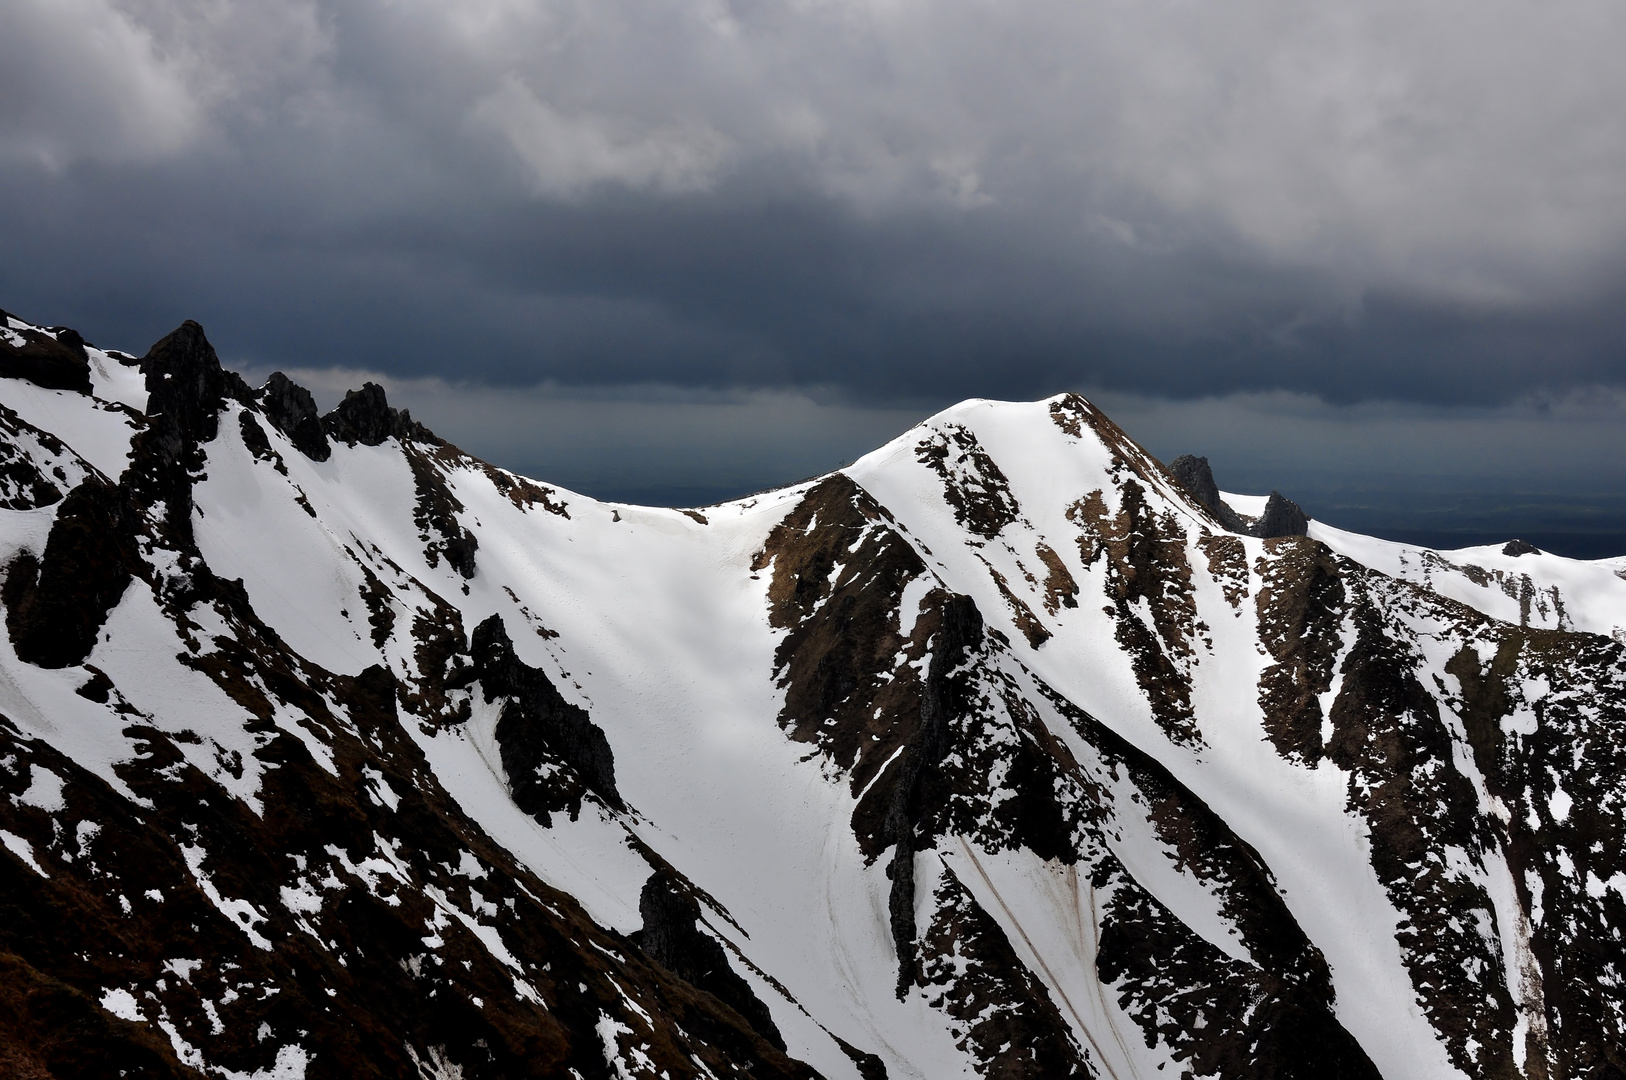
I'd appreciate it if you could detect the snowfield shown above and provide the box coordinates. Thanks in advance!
[1,310,1623,1079]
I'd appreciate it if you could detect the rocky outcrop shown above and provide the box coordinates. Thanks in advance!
[140,321,252,446]
[633,872,786,1051]
[323,382,394,446]
[322,381,438,448]
[3,477,141,667]
[258,372,331,461]
[405,445,479,579]
[1168,454,1247,532]
[1256,491,1309,538]
[471,613,621,822]
[1167,454,1309,538]
[0,324,92,394]
[1503,538,1540,557]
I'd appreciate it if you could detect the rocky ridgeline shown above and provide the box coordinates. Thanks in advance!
[0,309,1621,1080]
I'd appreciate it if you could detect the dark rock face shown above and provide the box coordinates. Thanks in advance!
[1071,479,1202,746]
[0,325,92,394]
[405,445,479,578]
[1503,538,1540,557]
[471,613,621,821]
[323,382,394,446]
[1167,454,1226,518]
[1256,491,1309,538]
[883,591,982,996]
[1167,455,1309,538]
[3,478,140,668]
[915,424,1020,538]
[322,381,441,449]
[259,372,332,461]
[140,321,251,446]
[634,872,786,1051]
[1255,537,1346,764]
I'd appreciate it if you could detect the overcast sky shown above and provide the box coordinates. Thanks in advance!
[3,0,1625,544]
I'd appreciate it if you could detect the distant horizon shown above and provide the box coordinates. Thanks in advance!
[5,0,1625,569]
[25,296,1626,559]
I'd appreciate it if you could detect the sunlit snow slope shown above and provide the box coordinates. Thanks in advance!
[2,309,1623,1080]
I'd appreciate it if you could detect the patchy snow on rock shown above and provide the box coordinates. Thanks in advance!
[0,312,1621,1078]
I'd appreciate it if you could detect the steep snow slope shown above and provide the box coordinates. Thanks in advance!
[1,309,1622,1080]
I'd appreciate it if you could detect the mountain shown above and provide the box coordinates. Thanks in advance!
[1,308,1624,1080]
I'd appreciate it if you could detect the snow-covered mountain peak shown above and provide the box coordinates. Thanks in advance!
[1,310,1623,1080]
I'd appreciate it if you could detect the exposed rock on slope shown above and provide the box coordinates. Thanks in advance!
[259,372,331,462]
[1167,453,1308,538]
[0,318,92,394]
[472,612,622,822]
[1,307,1624,1080]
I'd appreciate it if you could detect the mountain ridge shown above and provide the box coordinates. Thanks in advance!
[1,309,1623,1080]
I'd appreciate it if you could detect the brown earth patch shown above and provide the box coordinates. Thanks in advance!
[1253,536,1346,764]
[1197,533,1248,608]
[1035,541,1080,615]
[1068,482,1200,745]
[914,424,1020,540]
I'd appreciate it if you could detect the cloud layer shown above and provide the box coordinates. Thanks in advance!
[4,0,1626,452]
[251,366,1626,556]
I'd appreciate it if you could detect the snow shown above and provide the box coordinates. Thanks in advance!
[19,766,66,812]
[0,377,139,482]
[100,987,144,1022]
[182,844,274,950]
[1309,518,1626,637]
[595,1015,646,1080]
[1,317,1612,1080]
[1550,775,1573,823]
[1218,491,1271,519]
[1,829,46,875]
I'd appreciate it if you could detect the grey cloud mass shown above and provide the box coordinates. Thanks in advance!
[2,0,1625,543]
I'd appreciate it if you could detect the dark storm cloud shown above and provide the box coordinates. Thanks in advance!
[7,0,1626,406]
[4,0,1626,544]
[10,158,1626,407]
